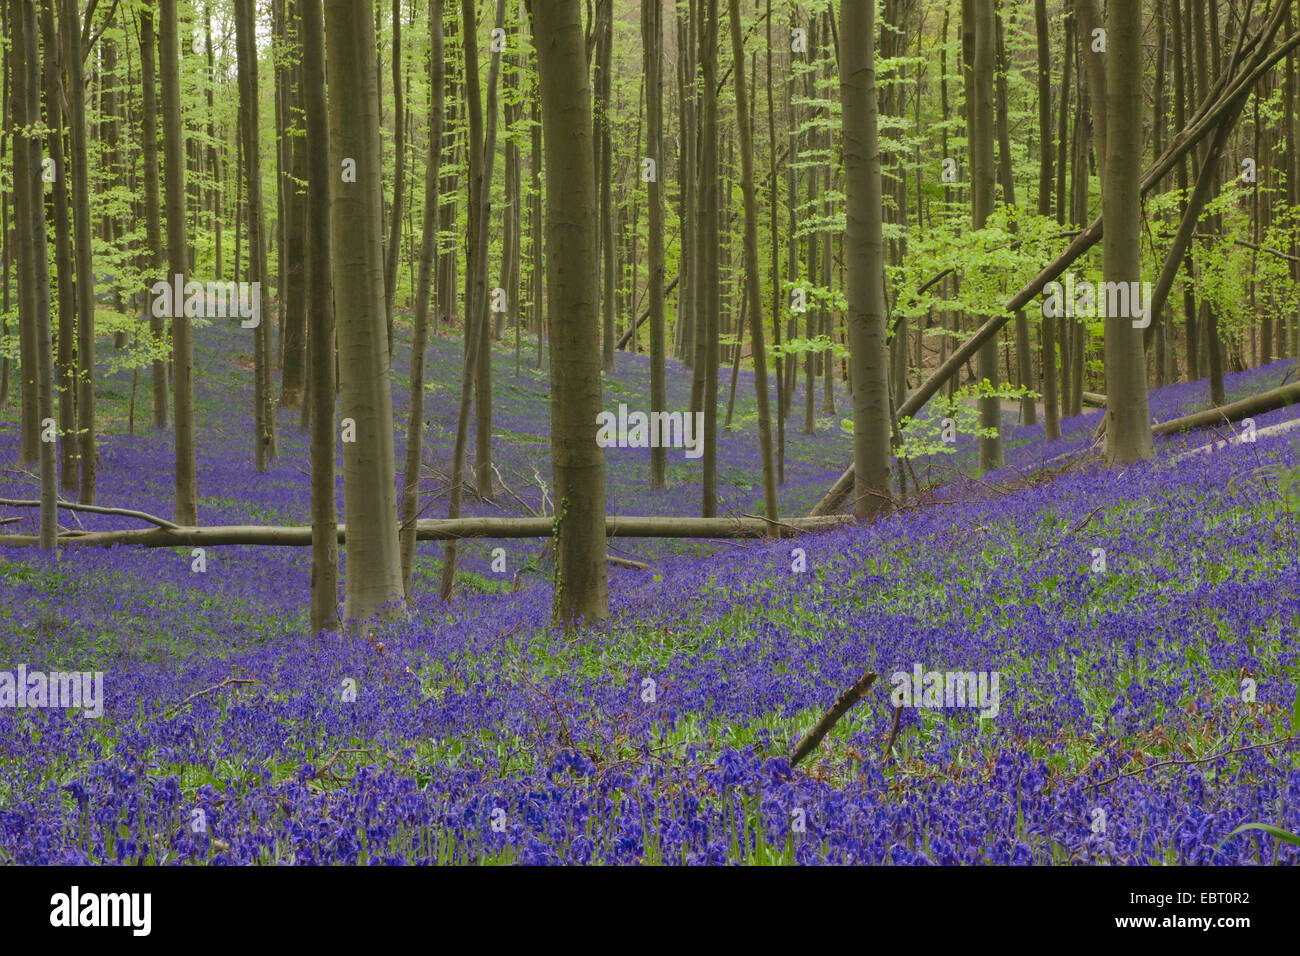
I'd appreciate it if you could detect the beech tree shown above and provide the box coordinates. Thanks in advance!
[1103,0,1154,463]
[840,0,891,520]
[532,0,608,625]
[323,0,406,624]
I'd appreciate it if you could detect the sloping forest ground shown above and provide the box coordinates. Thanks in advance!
[1,318,1298,864]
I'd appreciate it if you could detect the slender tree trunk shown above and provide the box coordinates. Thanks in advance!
[322,0,407,624]
[384,0,404,353]
[40,0,75,491]
[400,0,443,597]
[970,0,1001,471]
[13,0,54,545]
[678,4,696,369]
[441,0,506,598]
[727,0,777,525]
[1035,0,1060,439]
[138,7,167,430]
[596,0,614,373]
[12,0,36,464]
[530,92,543,370]
[470,0,501,500]
[643,0,667,489]
[161,0,196,524]
[1191,0,1225,404]
[281,3,308,408]
[236,0,275,471]
[995,12,1035,428]
[532,0,609,626]
[766,0,783,483]
[1075,0,1106,188]
[300,0,339,636]
[63,0,94,503]
[1103,0,1153,463]
[699,0,719,516]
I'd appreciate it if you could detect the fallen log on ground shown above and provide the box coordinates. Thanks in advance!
[0,514,854,549]
[790,671,877,768]
[1171,417,1300,462]
[1151,381,1300,436]
[1082,391,1106,407]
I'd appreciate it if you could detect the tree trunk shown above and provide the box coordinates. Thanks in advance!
[595,0,614,373]
[12,0,37,465]
[235,0,275,472]
[300,0,339,636]
[322,0,407,624]
[1035,0,1060,439]
[40,0,76,492]
[532,0,609,626]
[643,0,667,489]
[383,0,404,354]
[399,0,443,598]
[2,513,855,551]
[699,0,720,516]
[469,0,498,501]
[1075,0,1107,188]
[13,0,55,545]
[727,0,778,525]
[841,0,892,521]
[440,0,506,598]
[160,0,196,525]
[1102,0,1154,464]
[279,3,307,409]
[995,12,1035,428]
[970,0,1001,472]
[63,0,94,503]
[138,7,167,430]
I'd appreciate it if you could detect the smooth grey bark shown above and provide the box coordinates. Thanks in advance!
[161,0,196,526]
[63,0,93,502]
[40,0,76,492]
[727,0,778,525]
[13,0,55,545]
[532,0,609,626]
[300,0,339,636]
[399,0,443,597]
[323,0,407,624]
[1102,0,1153,464]
[138,7,167,430]
[699,0,719,516]
[970,0,1002,472]
[643,0,667,488]
[235,0,275,471]
[840,0,891,520]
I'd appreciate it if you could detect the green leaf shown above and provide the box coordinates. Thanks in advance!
[1221,823,1300,847]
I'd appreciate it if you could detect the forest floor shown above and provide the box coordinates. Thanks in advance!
[0,318,1298,864]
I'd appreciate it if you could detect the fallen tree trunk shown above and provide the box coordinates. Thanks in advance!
[1152,381,1300,436]
[808,15,1300,518]
[790,670,877,768]
[0,514,853,549]
[1171,416,1300,462]
[1082,391,1107,408]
